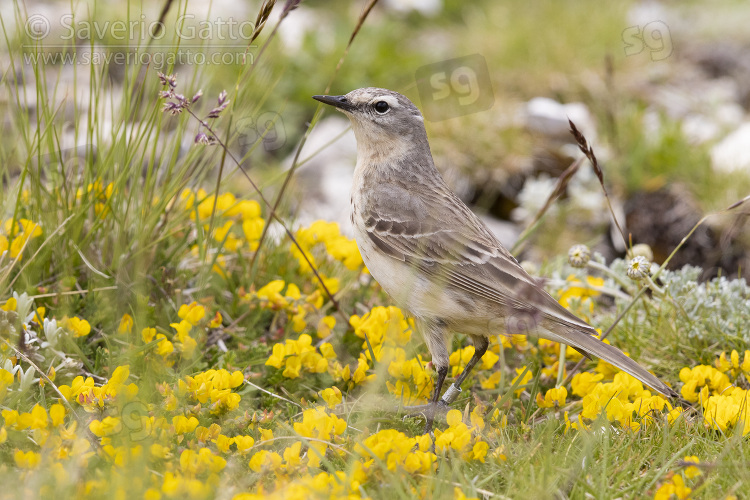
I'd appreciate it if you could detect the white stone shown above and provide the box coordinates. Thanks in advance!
[711,122,750,173]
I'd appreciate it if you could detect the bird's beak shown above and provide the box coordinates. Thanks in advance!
[312,94,354,112]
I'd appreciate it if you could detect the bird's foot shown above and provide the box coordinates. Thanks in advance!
[401,400,451,434]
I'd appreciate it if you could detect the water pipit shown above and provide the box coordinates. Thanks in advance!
[313,88,676,433]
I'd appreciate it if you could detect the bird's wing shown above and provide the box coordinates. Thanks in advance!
[362,180,594,333]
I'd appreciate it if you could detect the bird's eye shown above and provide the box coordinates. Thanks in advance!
[374,101,389,114]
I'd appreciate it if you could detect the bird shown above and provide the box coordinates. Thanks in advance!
[312,88,677,433]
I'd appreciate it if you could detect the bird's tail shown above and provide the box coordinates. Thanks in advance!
[542,326,677,398]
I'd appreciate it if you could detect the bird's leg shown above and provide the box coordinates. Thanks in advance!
[401,320,453,433]
[422,364,448,434]
[401,365,449,432]
[440,336,489,405]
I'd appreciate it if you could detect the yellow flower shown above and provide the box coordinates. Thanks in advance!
[0,368,13,396]
[226,199,261,220]
[282,356,302,379]
[118,314,133,334]
[242,218,265,250]
[179,335,198,358]
[470,441,489,463]
[353,428,433,474]
[265,343,286,369]
[179,448,226,474]
[679,365,731,402]
[317,315,336,338]
[1,409,19,427]
[434,410,473,453]
[320,276,340,294]
[480,371,502,390]
[259,427,274,442]
[536,386,568,409]
[248,450,282,472]
[256,280,287,309]
[558,275,604,311]
[320,386,342,408]
[18,404,48,430]
[319,342,337,360]
[511,366,532,396]
[291,309,307,333]
[283,441,303,468]
[172,415,199,434]
[178,302,206,326]
[571,372,604,397]
[14,449,41,469]
[67,317,91,337]
[170,320,192,343]
[50,404,66,427]
[285,284,301,300]
[234,435,255,454]
[141,327,156,343]
[150,443,171,459]
[215,435,233,453]
[209,312,223,328]
[156,335,174,357]
[480,350,500,370]
[89,416,122,437]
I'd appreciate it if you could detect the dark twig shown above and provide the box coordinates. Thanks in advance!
[568,118,628,250]
[150,0,176,40]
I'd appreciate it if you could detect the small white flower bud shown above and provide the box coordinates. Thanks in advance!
[627,256,651,281]
[568,244,591,268]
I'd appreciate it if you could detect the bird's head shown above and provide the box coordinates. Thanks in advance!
[313,88,428,159]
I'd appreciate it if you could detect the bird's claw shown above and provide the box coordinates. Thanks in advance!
[401,400,450,434]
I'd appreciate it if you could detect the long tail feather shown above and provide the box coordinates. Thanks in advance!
[542,327,677,398]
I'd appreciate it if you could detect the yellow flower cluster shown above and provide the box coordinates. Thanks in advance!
[715,349,750,379]
[265,333,336,379]
[558,275,605,321]
[350,306,432,403]
[186,190,266,252]
[0,218,43,261]
[233,468,366,500]
[291,220,364,273]
[58,365,137,409]
[575,371,680,431]
[680,351,750,435]
[251,279,331,333]
[178,368,245,414]
[536,386,567,409]
[434,410,489,462]
[141,302,218,366]
[353,428,436,474]
[449,346,499,379]
[291,406,347,468]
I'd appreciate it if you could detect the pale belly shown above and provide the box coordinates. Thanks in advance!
[352,216,490,334]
